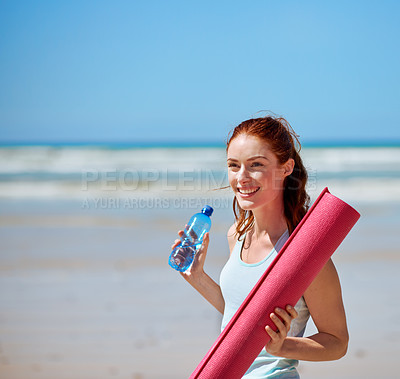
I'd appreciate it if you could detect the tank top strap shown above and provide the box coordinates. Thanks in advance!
[231,234,246,258]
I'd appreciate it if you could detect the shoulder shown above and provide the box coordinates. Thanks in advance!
[227,223,238,256]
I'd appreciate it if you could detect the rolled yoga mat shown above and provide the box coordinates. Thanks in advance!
[190,187,360,379]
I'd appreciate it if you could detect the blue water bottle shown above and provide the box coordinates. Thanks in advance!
[169,205,214,272]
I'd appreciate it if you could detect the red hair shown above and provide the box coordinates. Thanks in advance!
[226,116,310,238]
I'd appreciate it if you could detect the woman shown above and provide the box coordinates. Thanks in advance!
[171,116,349,378]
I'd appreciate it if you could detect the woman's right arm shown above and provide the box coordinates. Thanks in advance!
[172,226,235,314]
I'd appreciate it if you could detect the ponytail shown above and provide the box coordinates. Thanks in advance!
[283,149,310,234]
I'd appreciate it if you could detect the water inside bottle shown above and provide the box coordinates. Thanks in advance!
[169,245,196,271]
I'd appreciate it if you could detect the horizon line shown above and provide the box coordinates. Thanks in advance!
[0,139,400,148]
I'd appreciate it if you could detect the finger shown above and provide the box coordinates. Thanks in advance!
[171,230,185,249]
[201,232,210,249]
[193,233,210,264]
[265,325,280,340]
[171,238,181,249]
[286,304,298,319]
[275,307,293,329]
[195,232,209,253]
[270,311,288,336]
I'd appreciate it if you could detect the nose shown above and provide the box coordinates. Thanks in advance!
[237,165,251,184]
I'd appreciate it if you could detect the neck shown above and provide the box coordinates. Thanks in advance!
[251,195,288,244]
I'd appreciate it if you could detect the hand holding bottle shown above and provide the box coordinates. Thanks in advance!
[168,206,213,272]
[171,230,210,279]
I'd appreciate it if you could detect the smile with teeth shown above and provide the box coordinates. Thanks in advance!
[237,187,260,195]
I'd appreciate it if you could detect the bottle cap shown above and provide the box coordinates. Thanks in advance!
[202,205,214,216]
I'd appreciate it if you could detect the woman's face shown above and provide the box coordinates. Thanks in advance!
[227,134,292,212]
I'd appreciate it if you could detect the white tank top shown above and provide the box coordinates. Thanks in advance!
[220,230,310,378]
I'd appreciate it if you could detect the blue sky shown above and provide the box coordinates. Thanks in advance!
[0,0,399,144]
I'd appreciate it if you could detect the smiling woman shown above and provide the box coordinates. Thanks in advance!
[171,115,350,378]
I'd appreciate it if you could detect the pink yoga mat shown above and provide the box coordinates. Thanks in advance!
[190,187,360,379]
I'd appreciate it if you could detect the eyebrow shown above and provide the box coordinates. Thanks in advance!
[227,155,269,162]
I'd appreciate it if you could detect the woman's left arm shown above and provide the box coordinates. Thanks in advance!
[266,259,349,361]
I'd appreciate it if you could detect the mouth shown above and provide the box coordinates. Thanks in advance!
[237,187,260,197]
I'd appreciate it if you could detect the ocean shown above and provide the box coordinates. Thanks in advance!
[0,144,399,378]
[0,144,399,203]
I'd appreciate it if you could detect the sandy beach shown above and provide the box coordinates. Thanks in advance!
[0,195,399,379]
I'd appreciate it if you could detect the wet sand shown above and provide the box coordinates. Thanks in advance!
[0,198,398,378]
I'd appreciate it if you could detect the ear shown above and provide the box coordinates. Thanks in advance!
[282,158,295,177]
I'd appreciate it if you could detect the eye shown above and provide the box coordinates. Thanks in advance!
[227,162,239,168]
[251,161,263,167]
